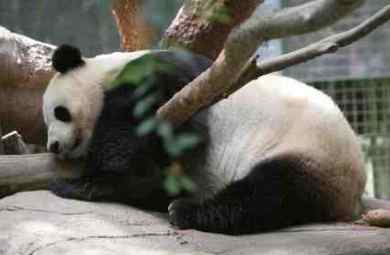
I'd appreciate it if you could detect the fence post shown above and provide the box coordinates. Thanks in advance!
[0,122,4,155]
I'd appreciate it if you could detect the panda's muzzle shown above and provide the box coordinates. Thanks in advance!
[49,141,61,154]
[49,136,82,158]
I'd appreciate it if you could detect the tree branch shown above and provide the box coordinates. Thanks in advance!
[157,0,365,125]
[0,153,82,198]
[228,4,390,97]
[244,0,365,39]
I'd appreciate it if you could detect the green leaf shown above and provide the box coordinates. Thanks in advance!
[202,0,232,24]
[133,81,154,99]
[111,54,175,89]
[163,133,201,157]
[133,94,159,117]
[163,175,180,196]
[164,141,182,157]
[157,121,174,140]
[136,117,158,136]
[207,6,231,24]
[179,175,197,193]
[112,64,145,87]
[175,133,201,150]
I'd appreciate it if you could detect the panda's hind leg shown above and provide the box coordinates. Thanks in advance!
[169,154,332,235]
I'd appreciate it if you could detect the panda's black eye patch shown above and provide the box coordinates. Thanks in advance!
[54,106,72,122]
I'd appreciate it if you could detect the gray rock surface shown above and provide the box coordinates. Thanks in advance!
[1,191,390,255]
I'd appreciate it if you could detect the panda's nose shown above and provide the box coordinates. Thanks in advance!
[49,141,60,154]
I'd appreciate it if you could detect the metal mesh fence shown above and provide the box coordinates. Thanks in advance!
[283,0,390,82]
[313,79,390,198]
[277,0,390,198]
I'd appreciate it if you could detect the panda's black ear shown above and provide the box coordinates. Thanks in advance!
[52,44,85,73]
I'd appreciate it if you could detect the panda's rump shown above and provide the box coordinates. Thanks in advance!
[245,153,340,225]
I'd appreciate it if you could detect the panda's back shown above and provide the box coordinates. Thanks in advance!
[188,74,366,204]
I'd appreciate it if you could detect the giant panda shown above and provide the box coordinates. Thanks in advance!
[42,44,366,235]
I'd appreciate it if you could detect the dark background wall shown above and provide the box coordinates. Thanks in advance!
[0,0,182,56]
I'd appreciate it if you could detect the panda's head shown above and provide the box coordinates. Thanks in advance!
[43,44,148,159]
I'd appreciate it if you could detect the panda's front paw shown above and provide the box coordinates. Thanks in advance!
[168,199,198,230]
[49,178,94,201]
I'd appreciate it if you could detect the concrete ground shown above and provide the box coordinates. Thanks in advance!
[1,191,390,255]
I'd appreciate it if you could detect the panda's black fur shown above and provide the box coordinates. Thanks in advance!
[169,154,334,234]
[48,46,364,235]
[52,44,85,74]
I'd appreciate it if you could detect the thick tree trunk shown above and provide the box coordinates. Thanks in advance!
[111,0,153,51]
[0,26,54,145]
[161,0,263,60]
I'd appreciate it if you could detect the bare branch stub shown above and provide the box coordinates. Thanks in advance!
[2,131,31,155]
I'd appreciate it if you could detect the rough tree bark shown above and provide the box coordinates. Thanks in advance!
[0,26,54,145]
[161,0,263,60]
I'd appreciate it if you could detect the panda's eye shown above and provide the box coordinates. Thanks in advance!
[54,106,72,122]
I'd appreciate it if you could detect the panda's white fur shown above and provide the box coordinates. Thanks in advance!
[43,46,366,234]
[190,74,365,211]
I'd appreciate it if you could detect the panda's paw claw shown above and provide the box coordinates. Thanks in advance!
[168,199,197,230]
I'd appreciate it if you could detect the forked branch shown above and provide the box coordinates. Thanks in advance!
[157,0,366,125]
